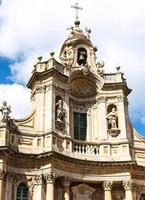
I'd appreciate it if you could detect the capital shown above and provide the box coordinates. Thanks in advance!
[103,181,113,191]
[63,176,71,187]
[123,180,134,190]
[44,172,56,184]
[34,175,43,185]
[0,169,6,180]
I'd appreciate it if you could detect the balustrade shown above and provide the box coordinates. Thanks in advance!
[73,141,99,155]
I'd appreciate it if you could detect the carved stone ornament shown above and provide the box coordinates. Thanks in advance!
[108,129,120,137]
[44,172,56,184]
[96,61,104,76]
[61,46,75,67]
[103,181,113,191]
[63,176,71,187]
[71,183,96,200]
[34,175,43,185]
[82,62,90,75]
[32,84,52,97]
[55,98,65,131]
[106,106,120,137]
[123,180,134,190]
[0,101,17,130]
[70,78,96,98]
[0,169,6,180]
[0,101,11,123]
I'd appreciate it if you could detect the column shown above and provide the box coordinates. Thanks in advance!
[103,181,113,200]
[123,180,134,200]
[0,170,5,200]
[45,172,56,200]
[63,177,71,200]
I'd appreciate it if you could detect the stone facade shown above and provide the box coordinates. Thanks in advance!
[0,17,145,200]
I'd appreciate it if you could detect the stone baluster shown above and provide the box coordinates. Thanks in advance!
[63,176,71,200]
[123,180,134,200]
[103,181,113,200]
[44,172,56,200]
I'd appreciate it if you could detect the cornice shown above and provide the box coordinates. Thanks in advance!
[27,68,68,89]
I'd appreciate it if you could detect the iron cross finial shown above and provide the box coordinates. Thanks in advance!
[71,2,83,20]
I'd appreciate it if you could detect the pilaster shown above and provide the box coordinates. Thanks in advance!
[63,176,71,200]
[33,175,43,200]
[103,181,113,200]
[44,172,56,200]
[0,170,5,200]
[123,180,134,200]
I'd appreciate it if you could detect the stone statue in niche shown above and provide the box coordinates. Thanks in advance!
[55,97,65,131]
[106,105,120,137]
[77,48,87,66]
[107,107,117,129]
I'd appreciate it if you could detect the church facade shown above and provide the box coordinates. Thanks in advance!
[0,15,145,200]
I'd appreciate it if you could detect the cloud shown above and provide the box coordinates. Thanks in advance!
[0,0,145,132]
[0,84,31,119]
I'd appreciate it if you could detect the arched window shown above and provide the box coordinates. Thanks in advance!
[16,183,28,200]
[140,193,145,200]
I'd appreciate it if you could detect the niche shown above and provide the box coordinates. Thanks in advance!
[106,104,118,130]
[55,95,65,131]
[77,47,87,66]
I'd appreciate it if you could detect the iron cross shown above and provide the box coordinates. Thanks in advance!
[71,2,83,20]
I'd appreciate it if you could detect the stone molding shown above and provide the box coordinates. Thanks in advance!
[103,181,113,191]
[96,96,106,104]
[116,95,124,102]
[44,172,56,184]
[31,84,52,98]
[123,180,134,190]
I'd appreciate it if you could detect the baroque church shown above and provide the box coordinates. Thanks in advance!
[0,3,145,200]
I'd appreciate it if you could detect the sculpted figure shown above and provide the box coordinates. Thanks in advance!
[107,107,117,129]
[56,99,64,123]
[0,101,11,123]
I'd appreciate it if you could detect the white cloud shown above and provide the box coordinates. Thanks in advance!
[0,84,31,119]
[0,0,145,131]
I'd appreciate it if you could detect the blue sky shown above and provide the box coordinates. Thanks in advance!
[0,0,145,135]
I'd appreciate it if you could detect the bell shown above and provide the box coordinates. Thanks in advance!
[79,54,85,61]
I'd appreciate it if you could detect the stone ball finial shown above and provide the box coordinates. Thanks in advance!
[50,51,55,58]
[93,46,98,52]
[116,66,121,72]
[74,19,80,26]
[37,56,42,62]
